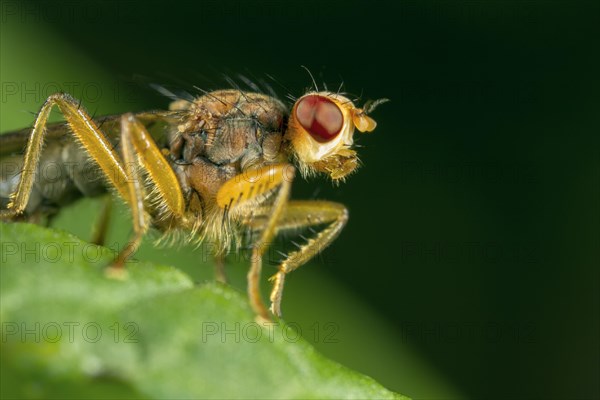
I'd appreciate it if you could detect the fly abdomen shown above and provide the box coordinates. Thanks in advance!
[0,139,107,216]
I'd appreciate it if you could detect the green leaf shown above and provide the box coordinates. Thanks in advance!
[0,223,408,399]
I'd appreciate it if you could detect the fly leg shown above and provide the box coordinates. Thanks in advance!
[214,254,227,283]
[3,93,130,218]
[108,114,149,270]
[2,94,185,270]
[110,113,186,270]
[90,196,113,246]
[216,164,295,321]
[266,201,348,317]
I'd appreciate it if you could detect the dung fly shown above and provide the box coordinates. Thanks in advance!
[0,81,385,320]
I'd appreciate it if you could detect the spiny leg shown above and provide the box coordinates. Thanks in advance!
[2,94,185,271]
[216,163,295,320]
[110,114,149,269]
[110,113,186,269]
[266,201,348,317]
[4,93,129,218]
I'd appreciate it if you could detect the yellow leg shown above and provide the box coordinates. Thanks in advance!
[5,93,129,217]
[117,114,185,221]
[110,114,150,269]
[265,201,349,317]
[217,163,295,320]
[109,113,187,269]
[2,95,186,272]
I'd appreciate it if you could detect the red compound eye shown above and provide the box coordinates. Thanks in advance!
[295,95,343,142]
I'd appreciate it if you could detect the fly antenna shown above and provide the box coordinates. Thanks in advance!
[363,98,390,114]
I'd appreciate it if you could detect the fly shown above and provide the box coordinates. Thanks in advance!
[0,84,386,320]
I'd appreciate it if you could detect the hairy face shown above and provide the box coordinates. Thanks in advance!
[286,91,378,180]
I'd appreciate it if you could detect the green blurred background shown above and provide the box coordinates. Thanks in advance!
[1,1,598,399]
